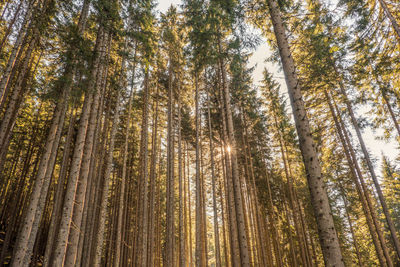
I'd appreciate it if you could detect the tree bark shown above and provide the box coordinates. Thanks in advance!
[178,84,186,267]
[218,78,240,267]
[326,91,390,266]
[206,85,221,267]
[0,0,35,103]
[165,59,175,267]
[266,0,344,265]
[334,75,400,260]
[195,73,206,267]
[92,70,123,267]
[218,39,250,266]
[378,0,400,40]
[148,79,159,267]
[51,27,107,267]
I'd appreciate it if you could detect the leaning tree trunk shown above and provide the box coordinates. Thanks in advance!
[377,0,400,40]
[266,0,344,265]
[64,32,111,267]
[326,91,389,266]
[332,95,393,267]
[0,0,35,103]
[334,74,400,260]
[9,2,90,263]
[51,27,107,267]
[43,110,76,267]
[380,87,400,138]
[0,32,39,154]
[339,185,363,267]
[0,0,22,54]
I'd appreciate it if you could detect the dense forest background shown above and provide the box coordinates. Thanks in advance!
[0,0,399,266]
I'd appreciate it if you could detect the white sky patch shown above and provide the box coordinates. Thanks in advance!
[157,0,182,14]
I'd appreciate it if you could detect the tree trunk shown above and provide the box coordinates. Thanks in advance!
[378,0,400,40]
[43,110,76,267]
[0,0,35,103]
[148,80,159,267]
[64,32,111,267]
[187,141,194,266]
[132,68,150,266]
[165,59,175,267]
[333,64,400,260]
[195,73,206,267]
[0,32,39,153]
[266,0,344,265]
[218,38,250,267]
[206,86,221,267]
[380,87,400,138]
[218,80,240,267]
[326,91,390,266]
[0,0,22,53]
[92,72,123,267]
[51,27,107,267]
[178,85,186,267]
[339,185,363,267]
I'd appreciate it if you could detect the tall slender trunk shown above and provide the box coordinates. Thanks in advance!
[0,32,39,153]
[43,110,76,267]
[148,80,159,267]
[0,0,22,53]
[9,2,89,264]
[218,39,250,266]
[285,143,314,267]
[114,52,136,267]
[64,32,111,267]
[51,27,107,267]
[219,143,233,266]
[242,111,269,267]
[0,163,27,267]
[77,57,110,267]
[131,68,150,266]
[165,60,175,267]
[265,168,283,267]
[183,142,190,265]
[218,78,240,267]
[199,108,208,266]
[333,65,400,260]
[178,84,186,267]
[377,0,400,40]
[194,73,206,267]
[380,87,400,138]
[139,69,152,266]
[339,185,363,267]
[270,106,307,266]
[218,177,229,266]
[325,91,390,266]
[92,83,123,267]
[206,85,221,267]
[187,142,194,266]
[266,0,344,265]
[0,0,36,103]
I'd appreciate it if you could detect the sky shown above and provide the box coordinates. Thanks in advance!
[156,0,399,173]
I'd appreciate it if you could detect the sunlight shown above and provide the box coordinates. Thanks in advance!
[226,145,231,153]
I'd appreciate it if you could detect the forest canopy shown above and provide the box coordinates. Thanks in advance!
[0,0,399,266]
